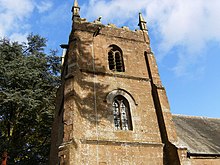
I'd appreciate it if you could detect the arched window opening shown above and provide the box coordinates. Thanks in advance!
[112,95,132,130]
[108,45,125,72]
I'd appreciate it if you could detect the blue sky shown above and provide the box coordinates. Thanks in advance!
[1,0,220,118]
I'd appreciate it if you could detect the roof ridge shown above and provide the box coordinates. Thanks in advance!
[172,114,220,120]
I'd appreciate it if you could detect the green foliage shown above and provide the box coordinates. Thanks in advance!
[0,34,61,164]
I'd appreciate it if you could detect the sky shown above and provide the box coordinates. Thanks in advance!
[1,0,220,118]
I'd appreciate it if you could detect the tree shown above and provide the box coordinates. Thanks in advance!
[0,34,61,164]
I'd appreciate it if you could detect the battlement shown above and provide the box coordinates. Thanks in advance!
[72,21,150,44]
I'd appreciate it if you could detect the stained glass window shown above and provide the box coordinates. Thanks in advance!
[112,96,132,130]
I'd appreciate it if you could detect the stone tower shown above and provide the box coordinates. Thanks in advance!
[50,0,181,164]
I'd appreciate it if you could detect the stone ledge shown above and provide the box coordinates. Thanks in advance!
[80,68,151,82]
[80,139,163,147]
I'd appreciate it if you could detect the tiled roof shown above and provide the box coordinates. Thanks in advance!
[172,114,220,155]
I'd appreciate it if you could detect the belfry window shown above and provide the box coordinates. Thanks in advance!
[108,45,125,72]
[112,95,132,130]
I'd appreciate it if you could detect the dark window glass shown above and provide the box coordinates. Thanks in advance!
[108,45,125,72]
[108,51,115,70]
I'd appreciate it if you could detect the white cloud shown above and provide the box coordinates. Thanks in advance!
[36,1,53,13]
[82,0,220,76]
[0,0,34,38]
[0,0,53,42]
[40,3,69,25]
[10,32,28,43]
[0,0,34,18]
[82,0,148,25]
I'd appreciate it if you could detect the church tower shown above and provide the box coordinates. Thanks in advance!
[50,1,181,164]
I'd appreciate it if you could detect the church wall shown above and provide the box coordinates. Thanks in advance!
[190,159,220,165]
[70,73,162,143]
[57,22,166,164]
[65,21,163,142]
[71,23,151,79]
[65,142,163,165]
[77,142,163,165]
[50,2,220,163]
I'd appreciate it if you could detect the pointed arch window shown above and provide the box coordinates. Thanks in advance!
[108,45,125,72]
[112,95,132,130]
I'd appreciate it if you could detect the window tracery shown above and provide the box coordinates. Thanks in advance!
[112,95,132,130]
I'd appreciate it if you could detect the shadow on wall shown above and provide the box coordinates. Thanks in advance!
[63,32,111,125]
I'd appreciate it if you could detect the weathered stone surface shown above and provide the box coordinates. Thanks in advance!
[50,2,220,165]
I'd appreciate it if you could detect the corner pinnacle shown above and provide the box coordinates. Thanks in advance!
[74,0,79,7]
[138,12,148,31]
[72,0,80,20]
